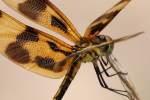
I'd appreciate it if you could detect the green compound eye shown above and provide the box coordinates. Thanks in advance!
[107,44,114,55]
[100,44,114,56]
[98,35,114,56]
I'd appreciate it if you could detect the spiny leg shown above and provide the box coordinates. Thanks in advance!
[92,60,129,97]
[100,66,127,77]
[99,57,127,77]
[93,60,108,87]
[53,56,81,100]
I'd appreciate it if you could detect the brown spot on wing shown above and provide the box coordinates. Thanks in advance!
[90,23,105,35]
[90,10,120,35]
[0,10,2,17]
[35,56,55,69]
[35,56,65,72]
[104,10,120,19]
[16,27,39,42]
[51,16,68,33]
[5,42,30,63]
[47,41,71,56]
[47,41,59,51]
[18,0,47,19]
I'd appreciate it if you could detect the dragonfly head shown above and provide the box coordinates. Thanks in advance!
[92,35,114,56]
[80,35,114,63]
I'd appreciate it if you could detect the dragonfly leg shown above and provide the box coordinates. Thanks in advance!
[99,57,128,77]
[92,60,129,98]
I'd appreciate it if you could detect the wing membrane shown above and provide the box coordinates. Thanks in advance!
[3,0,81,43]
[84,0,131,39]
[0,10,74,79]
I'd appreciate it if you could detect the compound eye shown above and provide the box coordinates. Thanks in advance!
[99,35,106,41]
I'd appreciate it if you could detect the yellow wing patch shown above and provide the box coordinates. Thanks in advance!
[3,0,81,43]
[0,10,74,79]
[84,0,131,39]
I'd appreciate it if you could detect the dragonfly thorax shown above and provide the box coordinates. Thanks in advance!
[81,35,114,62]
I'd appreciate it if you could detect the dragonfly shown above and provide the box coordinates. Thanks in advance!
[0,0,142,100]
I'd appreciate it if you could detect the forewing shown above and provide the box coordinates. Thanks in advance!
[3,0,81,43]
[0,10,74,79]
[84,0,131,39]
